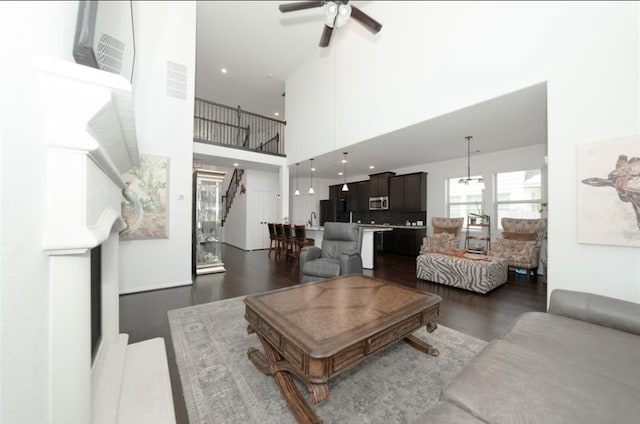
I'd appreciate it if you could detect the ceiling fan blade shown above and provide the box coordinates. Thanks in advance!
[279,1,325,13]
[319,24,333,47]
[350,6,382,34]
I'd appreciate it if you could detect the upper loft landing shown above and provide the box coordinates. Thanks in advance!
[194,97,286,157]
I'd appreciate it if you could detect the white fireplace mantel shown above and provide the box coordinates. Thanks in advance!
[37,58,174,424]
[37,57,138,254]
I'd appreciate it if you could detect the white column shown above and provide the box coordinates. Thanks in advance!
[49,251,91,424]
[279,164,290,222]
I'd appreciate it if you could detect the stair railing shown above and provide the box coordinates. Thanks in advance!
[222,168,244,225]
[193,98,285,156]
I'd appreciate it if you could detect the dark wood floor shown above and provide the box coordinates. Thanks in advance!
[119,244,547,424]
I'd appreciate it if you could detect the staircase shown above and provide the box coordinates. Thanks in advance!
[222,168,244,226]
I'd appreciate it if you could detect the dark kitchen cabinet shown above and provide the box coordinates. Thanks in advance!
[369,172,395,197]
[333,180,369,211]
[345,183,357,211]
[320,199,346,225]
[329,184,346,201]
[389,176,404,210]
[356,181,369,211]
[389,172,427,211]
[382,228,426,257]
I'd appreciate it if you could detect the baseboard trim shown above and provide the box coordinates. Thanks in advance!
[119,280,192,295]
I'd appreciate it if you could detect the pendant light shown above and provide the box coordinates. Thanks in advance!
[308,158,315,194]
[294,163,300,196]
[458,136,485,188]
[341,152,349,191]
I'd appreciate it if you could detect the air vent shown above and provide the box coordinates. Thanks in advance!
[96,33,125,75]
[167,61,188,100]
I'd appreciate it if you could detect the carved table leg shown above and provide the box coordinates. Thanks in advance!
[247,334,326,424]
[404,326,440,357]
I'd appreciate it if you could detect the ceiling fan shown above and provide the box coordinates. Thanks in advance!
[278,1,382,47]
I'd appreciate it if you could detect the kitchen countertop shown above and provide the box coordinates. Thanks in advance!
[308,224,427,231]
[359,223,428,229]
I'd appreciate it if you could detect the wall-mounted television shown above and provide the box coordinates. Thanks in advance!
[73,0,135,83]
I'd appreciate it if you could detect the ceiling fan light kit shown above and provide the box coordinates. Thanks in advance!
[279,1,382,48]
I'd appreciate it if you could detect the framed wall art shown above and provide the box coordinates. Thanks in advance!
[576,135,640,247]
[120,154,170,240]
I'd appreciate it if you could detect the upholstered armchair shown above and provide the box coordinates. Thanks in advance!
[299,222,363,283]
[420,217,464,254]
[489,218,547,278]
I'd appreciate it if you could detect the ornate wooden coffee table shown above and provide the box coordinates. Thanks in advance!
[244,275,442,423]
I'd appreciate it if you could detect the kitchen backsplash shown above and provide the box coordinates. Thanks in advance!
[338,210,427,226]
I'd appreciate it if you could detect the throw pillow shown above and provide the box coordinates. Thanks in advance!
[433,225,460,235]
[502,231,537,241]
[420,233,456,254]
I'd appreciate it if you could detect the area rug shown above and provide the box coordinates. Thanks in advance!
[168,296,487,424]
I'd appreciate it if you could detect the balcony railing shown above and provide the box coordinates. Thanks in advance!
[193,98,285,156]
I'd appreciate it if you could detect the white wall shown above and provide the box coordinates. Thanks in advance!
[286,2,639,303]
[418,144,547,223]
[289,177,331,226]
[545,4,640,303]
[222,169,279,250]
[0,2,79,423]
[119,2,197,294]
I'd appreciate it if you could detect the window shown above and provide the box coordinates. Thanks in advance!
[447,176,484,226]
[495,169,542,229]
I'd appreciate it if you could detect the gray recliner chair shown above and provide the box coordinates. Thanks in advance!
[299,222,363,283]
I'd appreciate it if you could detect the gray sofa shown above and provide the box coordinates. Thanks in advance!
[415,289,640,423]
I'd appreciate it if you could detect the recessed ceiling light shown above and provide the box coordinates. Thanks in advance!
[274,112,279,117]
[311,167,316,172]
[233,163,239,167]
[338,172,343,176]
[369,165,375,169]
[221,68,228,74]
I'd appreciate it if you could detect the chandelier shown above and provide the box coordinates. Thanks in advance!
[458,136,485,188]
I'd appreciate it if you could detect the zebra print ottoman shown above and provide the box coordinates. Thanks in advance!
[416,253,508,294]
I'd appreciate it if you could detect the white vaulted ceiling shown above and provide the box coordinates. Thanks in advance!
[195,1,547,179]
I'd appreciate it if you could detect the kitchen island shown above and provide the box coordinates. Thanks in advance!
[306,225,393,269]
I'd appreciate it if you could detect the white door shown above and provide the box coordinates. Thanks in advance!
[249,190,276,250]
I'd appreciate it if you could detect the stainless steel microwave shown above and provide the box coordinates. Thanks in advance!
[369,196,389,210]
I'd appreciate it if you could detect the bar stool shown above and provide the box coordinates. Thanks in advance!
[274,223,285,260]
[267,223,278,258]
[294,225,315,264]
[283,224,296,262]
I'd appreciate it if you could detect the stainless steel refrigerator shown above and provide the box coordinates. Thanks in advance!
[319,199,346,226]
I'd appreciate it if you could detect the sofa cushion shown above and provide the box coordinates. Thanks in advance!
[502,311,640,390]
[441,339,640,424]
